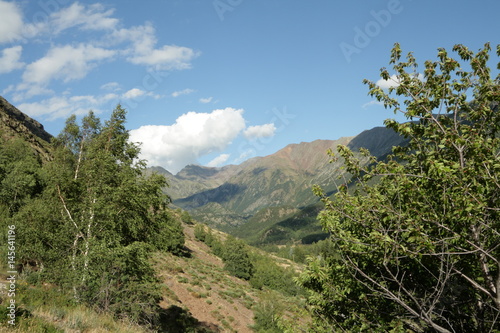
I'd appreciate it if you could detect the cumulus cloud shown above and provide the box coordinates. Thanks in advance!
[376,73,424,89]
[243,123,276,140]
[101,82,121,91]
[0,46,24,74]
[122,88,162,100]
[200,97,213,104]
[129,107,246,173]
[130,45,198,70]
[376,74,401,89]
[22,44,115,85]
[5,3,198,100]
[0,1,23,43]
[122,88,146,99]
[206,154,230,167]
[171,88,194,97]
[111,23,199,70]
[0,1,117,43]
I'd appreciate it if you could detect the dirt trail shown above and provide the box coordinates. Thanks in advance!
[158,224,255,333]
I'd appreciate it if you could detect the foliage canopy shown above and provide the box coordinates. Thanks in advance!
[0,105,185,328]
[299,43,500,332]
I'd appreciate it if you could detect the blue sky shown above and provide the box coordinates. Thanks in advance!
[0,0,499,173]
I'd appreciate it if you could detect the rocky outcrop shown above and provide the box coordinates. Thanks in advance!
[0,96,53,160]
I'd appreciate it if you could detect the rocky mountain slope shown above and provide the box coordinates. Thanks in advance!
[157,125,407,242]
[0,94,406,246]
[0,96,53,160]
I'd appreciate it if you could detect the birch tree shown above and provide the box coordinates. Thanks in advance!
[45,105,184,309]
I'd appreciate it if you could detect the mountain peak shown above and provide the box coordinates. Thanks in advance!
[176,164,222,179]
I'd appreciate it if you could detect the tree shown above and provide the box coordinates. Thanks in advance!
[11,105,184,326]
[222,236,254,280]
[0,137,43,216]
[45,106,183,283]
[299,43,500,332]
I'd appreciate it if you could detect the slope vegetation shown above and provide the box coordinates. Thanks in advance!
[160,128,406,244]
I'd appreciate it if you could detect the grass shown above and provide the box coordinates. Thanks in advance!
[0,274,147,333]
[150,224,313,332]
[0,299,146,333]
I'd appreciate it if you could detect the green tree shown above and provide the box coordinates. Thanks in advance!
[299,43,500,332]
[45,106,183,283]
[250,254,303,296]
[194,223,207,242]
[222,236,254,280]
[11,105,184,326]
[0,137,43,216]
[0,137,46,271]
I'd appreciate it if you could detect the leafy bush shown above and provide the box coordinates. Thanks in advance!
[79,242,162,327]
[249,255,303,296]
[221,236,254,280]
[194,223,207,242]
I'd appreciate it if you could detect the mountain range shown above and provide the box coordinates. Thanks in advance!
[0,95,407,246]
[154,125,407,245]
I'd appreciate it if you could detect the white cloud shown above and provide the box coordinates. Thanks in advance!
[111,23,199,70]
[129,107,246,173]
[362,100,384,109]
[102,93,120,102]
[22,43,115,85]
[376,73,424,89]
[0,2,118,43]
[1,3,198,101]
[17,93,119,121]
[200,97,213,104]
[122,88,162,100]
[19,97,94,121]
[11,84,53,101]
[0,46,24,74]
[101,82,121,91]
[123,88,146,99]
[129,45,198,70]
[111,24,156,55]
[243,123,276,140]
[233,149,256,164]
[50,3,118,34]
[376,74,401,89]
[206,154,230,167]
[172,88,194,97]
[0,1,23,43]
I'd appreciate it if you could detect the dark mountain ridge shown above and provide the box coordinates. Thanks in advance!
[157,128,406,242]
[0,96,53,160]
[1,94,407,245]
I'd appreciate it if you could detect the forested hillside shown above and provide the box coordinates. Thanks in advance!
[0,103,188,330]
[155,127,406,246]
[0,98,312,332]
[1,42,499,333]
